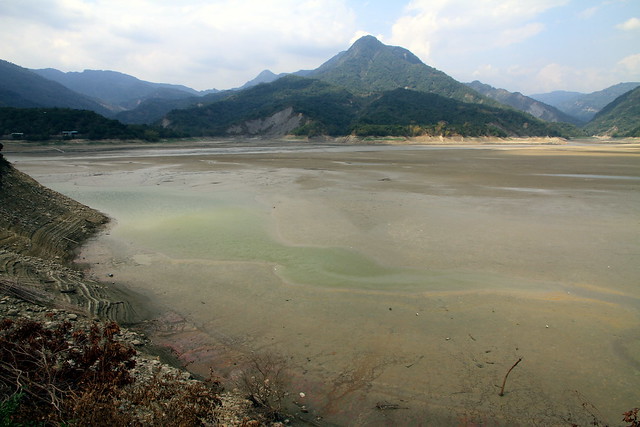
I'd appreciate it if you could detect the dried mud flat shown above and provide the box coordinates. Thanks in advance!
[5,139,640,425]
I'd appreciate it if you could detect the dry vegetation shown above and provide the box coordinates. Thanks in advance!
[0,317,223,425]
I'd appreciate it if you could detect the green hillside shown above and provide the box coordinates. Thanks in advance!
[307,36,489,104]
[584,87,640,136]
[162,75,361,136]
[162,77,570,138]
[0,107,175,141]
[353,89,566,137]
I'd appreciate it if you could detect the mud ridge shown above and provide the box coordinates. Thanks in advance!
[0,155,140,323]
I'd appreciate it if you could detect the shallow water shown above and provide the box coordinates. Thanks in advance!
[11,142,640,425]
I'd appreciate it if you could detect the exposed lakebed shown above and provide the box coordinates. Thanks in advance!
[9,140,640,425]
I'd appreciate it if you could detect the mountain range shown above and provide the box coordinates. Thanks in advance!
[530,82,640,122]
[465,81,583,125]
[584,86,640,137]
[0,60,111,116]
[1,36,638,139]
[32,68,208,112]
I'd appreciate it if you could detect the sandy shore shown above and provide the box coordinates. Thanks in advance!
[6,139,640,425]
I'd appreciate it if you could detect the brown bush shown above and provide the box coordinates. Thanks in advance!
[237,352,291,422]
[0,318,135,423]
[0,318,222,425]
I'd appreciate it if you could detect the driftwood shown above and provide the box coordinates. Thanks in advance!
[498,357,522,396]
[375,401,409,410]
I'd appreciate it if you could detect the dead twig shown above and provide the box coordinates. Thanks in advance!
[498,357,522,397]
[375,401,408,410]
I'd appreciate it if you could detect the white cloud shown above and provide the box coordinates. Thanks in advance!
[616,17,640,31]
[388,0,568,64]
[0,0,359,89]
[617,53,640,73]
[469,61,627,94]
[578,6,598,19]
[526,62,629,94]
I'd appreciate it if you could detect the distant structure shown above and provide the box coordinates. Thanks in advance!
[61,131,78,139]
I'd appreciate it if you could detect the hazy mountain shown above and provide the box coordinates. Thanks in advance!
[238,69,286,90]
[305,35,490,104]
[466,81,583,125]
[0,60,111,116]
[115,90,232,124]
[32,68,203,112]
[529,90,584,107]
[583,86,640,136]
[531,82,640,122]
[116,68,287,124]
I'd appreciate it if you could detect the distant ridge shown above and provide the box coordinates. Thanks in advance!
[0,60,111,116]
[238,69,285,90]
[32,68,204,112]
[584,86,640,136]
[531,82,640,122]
[466,81,582,125]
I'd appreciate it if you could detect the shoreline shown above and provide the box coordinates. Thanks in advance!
[3,135,640,154]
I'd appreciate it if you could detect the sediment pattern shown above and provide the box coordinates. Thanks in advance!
[0,155,138,323]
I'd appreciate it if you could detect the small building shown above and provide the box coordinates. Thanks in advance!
[61,131,79,139]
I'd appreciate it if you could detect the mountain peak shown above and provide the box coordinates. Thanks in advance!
[350,34,384,49]
[307,36,486,103]
[345,35,423,65]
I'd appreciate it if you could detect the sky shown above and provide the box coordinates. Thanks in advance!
[0,0,638,95]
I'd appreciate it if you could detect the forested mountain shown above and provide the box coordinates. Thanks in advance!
[163,75,361,136]
[304,35,490,104]
[583,86,640,137]
[0,60,111,116]
[32,68,202,112]
[161,75,569,138]
[353,88,568,137]
[159,36,579,138]
[114,90,232,125]
[1,35,634,139]
[466,81,582,125]
[531,82,640,122]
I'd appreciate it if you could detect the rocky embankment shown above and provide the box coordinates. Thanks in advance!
[0,153,142,322]
[0,153,263,425]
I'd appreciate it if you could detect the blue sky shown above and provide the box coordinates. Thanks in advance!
[0,0,638,94]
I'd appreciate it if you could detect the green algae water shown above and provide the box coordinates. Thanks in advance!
[57,184,504,292]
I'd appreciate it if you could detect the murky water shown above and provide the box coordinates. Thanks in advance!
[10,142,640,425]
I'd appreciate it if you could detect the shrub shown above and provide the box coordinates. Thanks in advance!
[0,318,222,425]
[237,352,291,422]
[0,318,136,423]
